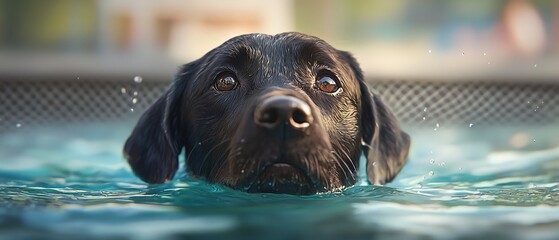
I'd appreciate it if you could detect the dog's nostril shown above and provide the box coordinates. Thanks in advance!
[260,109,279,124]
[289,108,312,129]
[291,109,308,125]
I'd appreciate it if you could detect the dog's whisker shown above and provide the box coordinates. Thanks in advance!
[209,139,247,185]
[311,150,332,190]
[332,151,351,183]
[302,153,319,189]
[208,146,236,184]
[315,154,323,188]
[184,138,208,172]
[336,149,357,183]
[185,138,214,161]
[339,148,357,174]
[333,151,354,185]
[198,138,231,176]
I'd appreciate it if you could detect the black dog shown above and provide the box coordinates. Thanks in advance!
[124,32,410,195]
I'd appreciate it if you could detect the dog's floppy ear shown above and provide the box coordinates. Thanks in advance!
[361,92,411,185]
[123,61,198,184]
[340,52,411,185]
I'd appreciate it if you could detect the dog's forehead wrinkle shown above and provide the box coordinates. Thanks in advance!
[218,34,341,90]
[230,43,264,61]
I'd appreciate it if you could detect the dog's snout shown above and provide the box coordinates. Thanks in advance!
[254,96,313,131]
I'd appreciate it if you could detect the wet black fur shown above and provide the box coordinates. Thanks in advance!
[124,32,410,195]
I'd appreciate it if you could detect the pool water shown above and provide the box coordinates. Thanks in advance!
[1,122,558,240]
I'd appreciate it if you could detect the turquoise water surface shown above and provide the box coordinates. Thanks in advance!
[1,122,558,240]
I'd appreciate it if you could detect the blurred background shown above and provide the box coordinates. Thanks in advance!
[0,0,558,133]
[1,0,558,80]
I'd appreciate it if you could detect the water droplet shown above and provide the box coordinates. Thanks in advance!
[198,142,202,146]
[134,76,143,83]
[422,117,426,121]
[133,91,138,96]
[428,171,434,176]
[483,52,487,56]
[424,107,428,112]
[428,50,432,53]
[461,51,465,56]
[434,128,438,131]
[372,162,377,167]
[440,162,446,167]
[527,100,531,104]
[15,123,22,128]
[132,98,138,104]
[241,169,245,174]
[121,88,126,94]
[436,123,439,128]
[469,123,474,128]
[429,159,435,164]
[458,167,463,171]
[416,183,423,188]
[533,139,536,142]
[130,108,134,112]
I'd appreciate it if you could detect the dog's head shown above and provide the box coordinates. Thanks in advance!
[124,32,410,195]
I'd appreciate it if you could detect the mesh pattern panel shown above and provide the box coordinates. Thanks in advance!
[0,79,168,131]
[372,81,559,127]
[1,79,558,132]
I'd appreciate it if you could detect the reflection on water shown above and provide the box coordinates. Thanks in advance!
[0,122,558,240]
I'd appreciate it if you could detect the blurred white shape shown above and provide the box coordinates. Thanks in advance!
[133,76,143,83]
[503,0,547,56]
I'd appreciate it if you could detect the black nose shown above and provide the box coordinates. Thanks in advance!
[254,96,313,132]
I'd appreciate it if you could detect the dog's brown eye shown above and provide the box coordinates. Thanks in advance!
[315,76,338,93]
[215,74,238,91]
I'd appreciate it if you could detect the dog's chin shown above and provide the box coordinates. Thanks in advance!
[247,163,317,195]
